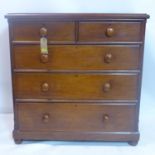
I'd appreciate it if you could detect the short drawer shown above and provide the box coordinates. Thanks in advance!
[17,103,136,132]
[14,73,139,100]
[79,22,142,42]
[12,22,75,42]
[13,45,140,70]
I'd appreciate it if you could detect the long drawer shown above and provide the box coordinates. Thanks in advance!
[13,45,140,70]
[17,103,136,132]
[14,73,139,100]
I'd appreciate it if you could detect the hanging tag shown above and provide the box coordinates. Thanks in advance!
[40,37,48,54]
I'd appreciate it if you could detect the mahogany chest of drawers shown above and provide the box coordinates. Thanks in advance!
[6,13,149,145]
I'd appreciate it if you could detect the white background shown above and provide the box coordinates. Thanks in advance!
[0,0,154,113]
[0,1,155,154]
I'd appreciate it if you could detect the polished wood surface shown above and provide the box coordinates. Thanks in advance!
[12,22,75,41]
[5,13,149,20]
[14,73,138,100]
[17,103,136,132]
[79,22,142,42]
[5,13,149,145]
[13,45,141,70]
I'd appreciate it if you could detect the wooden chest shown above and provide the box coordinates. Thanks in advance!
[5,13,149,145]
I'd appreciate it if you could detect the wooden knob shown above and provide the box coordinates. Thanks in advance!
[42,114,49,123]
[40,27,47,37]
[103,82,111,92]
[106,27,114,37]
[40,54,48,63]
[104,53,113,63]
[103,114,109,121]
[41,82,49,92]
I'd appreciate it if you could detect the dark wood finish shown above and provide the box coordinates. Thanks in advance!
[5,13,149,20]
[17,103,136,132]
[79,22,142,42]
[14,139,22,144]
[128,140,138,146]
[5,13,149,145]
[106,27,115,37]
[13,45,141,70]
[40,54,48,63]
[12,22,75,42]
[40,27,47,37]
[14,73,139,100]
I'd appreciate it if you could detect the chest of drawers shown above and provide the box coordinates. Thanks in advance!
[5,13,149,145]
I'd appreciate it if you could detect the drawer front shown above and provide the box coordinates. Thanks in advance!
[79,22,142,42]
[13,45,140,70]
[17,103,136,132]
[14,73,138,100]
[12,22,75,41]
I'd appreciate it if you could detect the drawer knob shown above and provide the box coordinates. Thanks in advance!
[41,82,49,92]
[40,54,48,63]
[103,114,109,121]
[104,53,113,63]
[40,27,47,37]
[103,82,111,92]
[106,27,114,37]
[42,114,50,123]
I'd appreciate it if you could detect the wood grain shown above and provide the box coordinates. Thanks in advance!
[79,22,142,42]
[5,13,149,144]
[14,73,139,100]
[13,45,141,70]
[17,103,136,132]
[12,22,75,41]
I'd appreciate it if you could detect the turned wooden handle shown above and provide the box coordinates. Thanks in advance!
[106,27,114,37]
[103,114,109,121]
[104,53,113,63]
[40,54,48,63]
[103,82,111,92]
[41,82,49,92]
[42,114,50,123]
[40,27,47,37]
